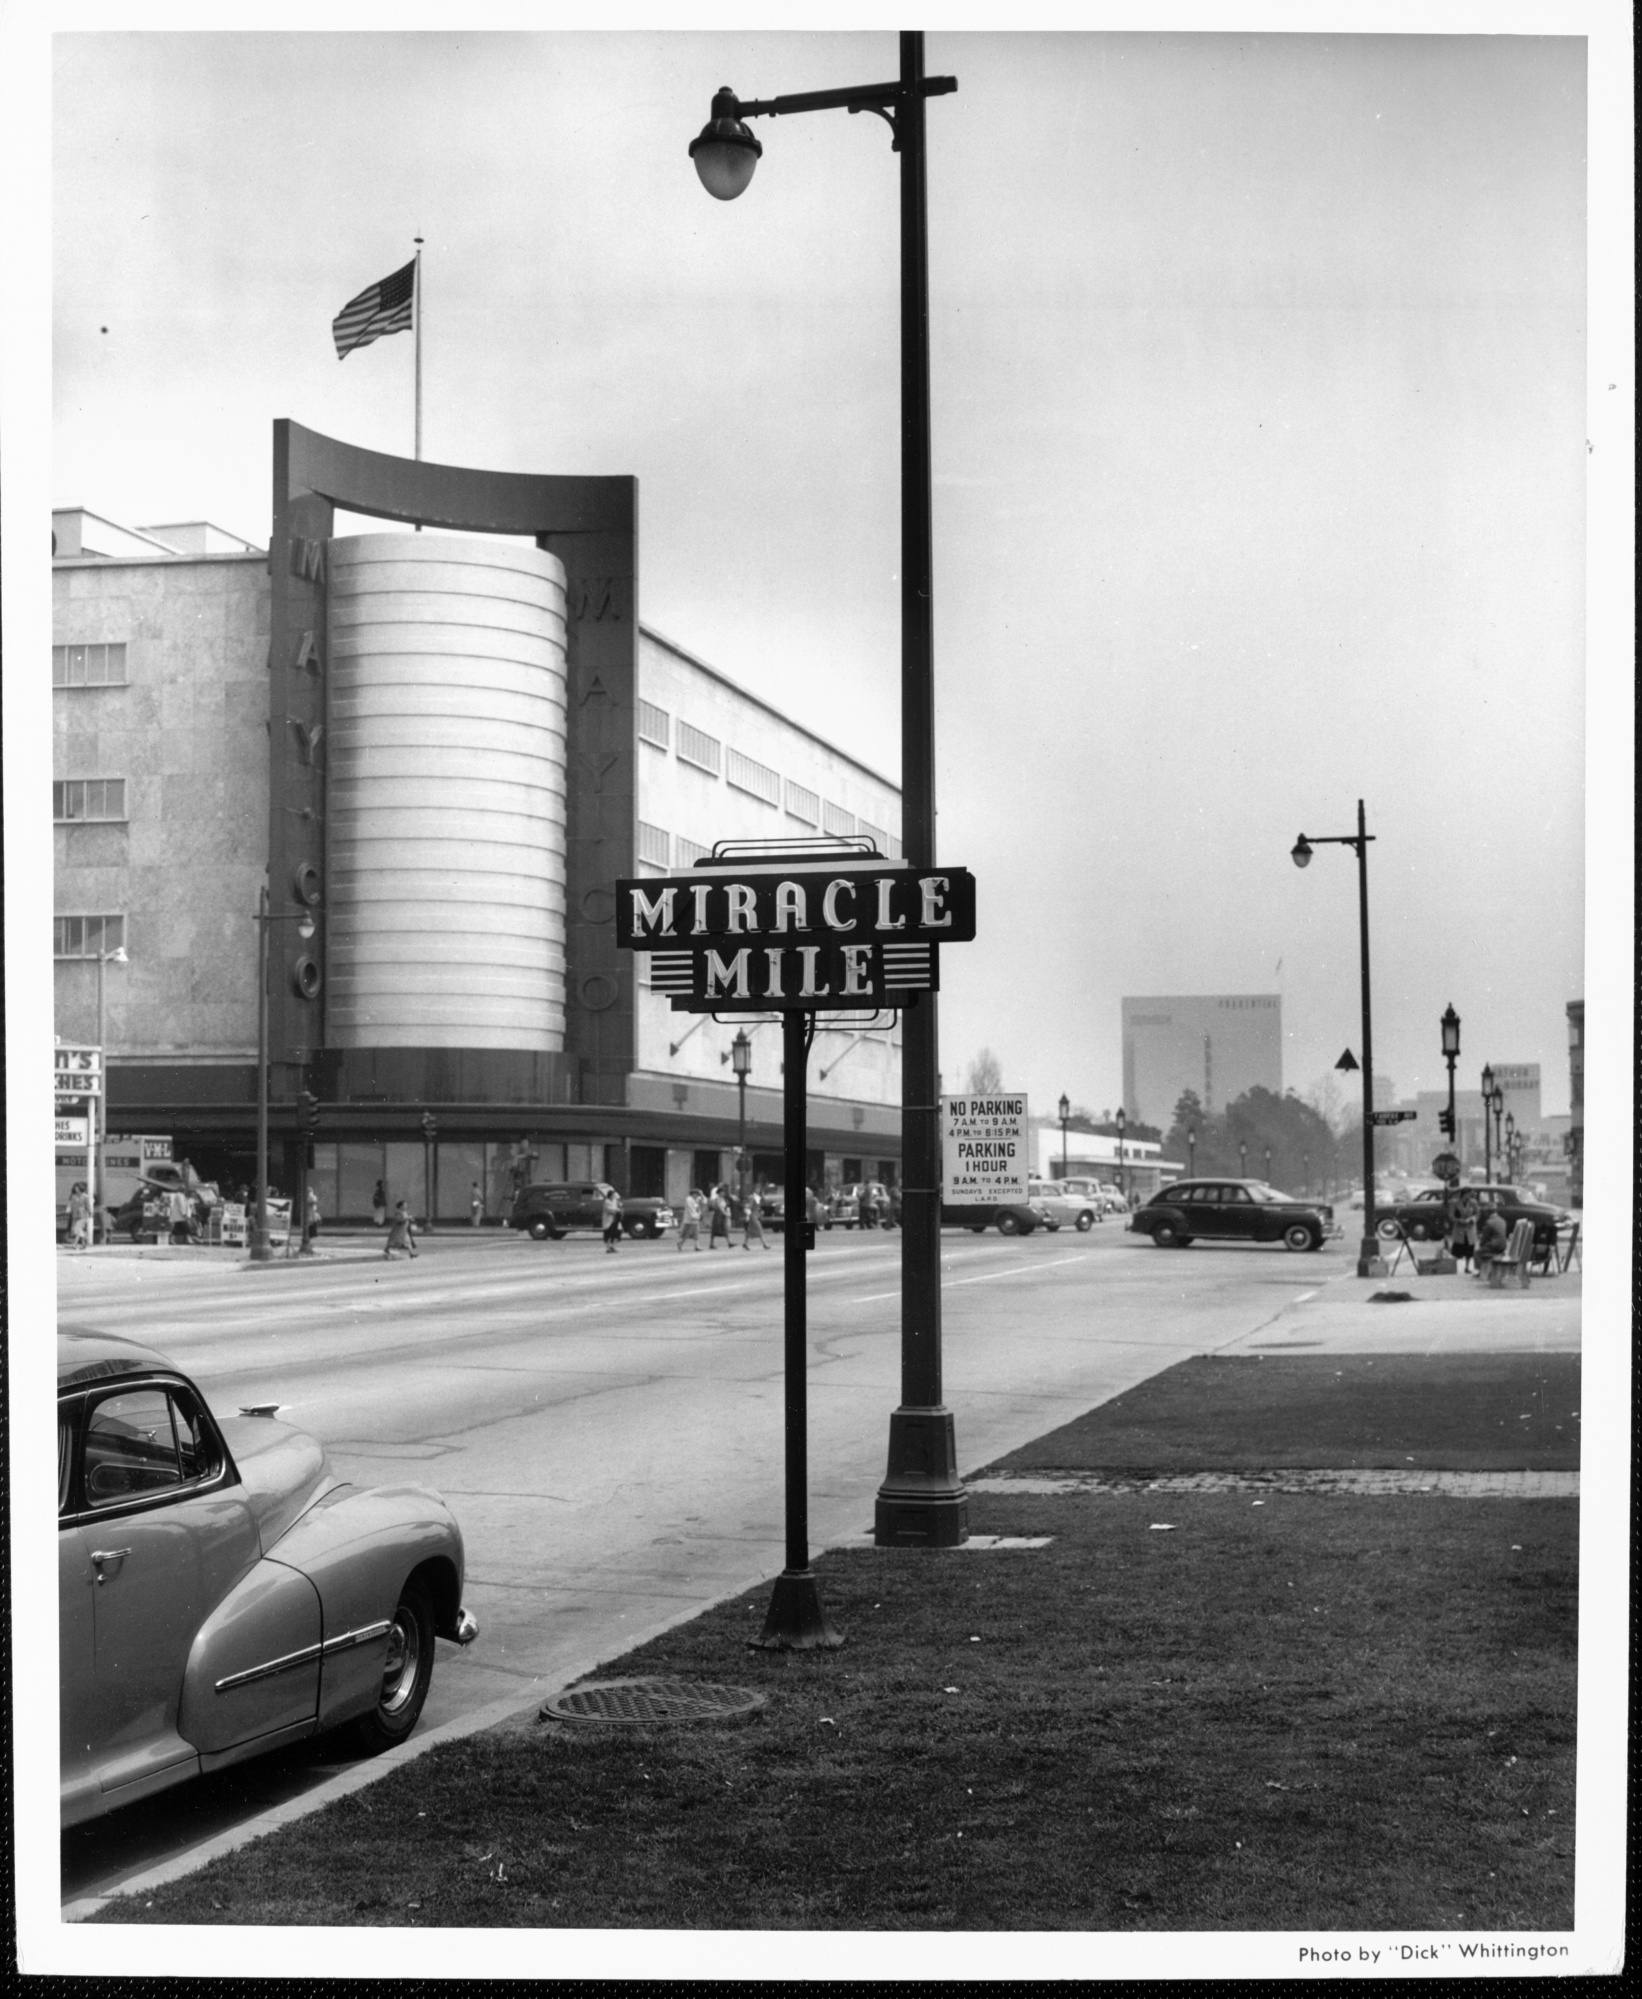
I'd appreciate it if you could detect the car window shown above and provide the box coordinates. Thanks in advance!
[82,1385,219,1509]
[58,1410,74,1515]
[1226,1186,1254,1205]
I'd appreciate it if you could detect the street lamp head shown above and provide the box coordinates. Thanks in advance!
[1480,1062,1494,1098]
[105,945,129,966]
[1290,835,1313,869]
[730,1027,752,1077]
[1440,1003,1460,1057]
[1057,1093,1069,1124]
[690,88,763,200]
[1115,1108,1126,1135]
[296,914,316,942]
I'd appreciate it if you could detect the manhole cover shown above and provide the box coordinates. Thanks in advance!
[540,1677,767,1725]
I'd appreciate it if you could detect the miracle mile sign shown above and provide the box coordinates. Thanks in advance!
[614,842,976,1647]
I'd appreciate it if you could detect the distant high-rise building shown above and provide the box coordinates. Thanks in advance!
[1122,995,1282,1128]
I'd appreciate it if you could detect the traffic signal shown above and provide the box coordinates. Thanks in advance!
[1437,1106,1455,1138]
[421,1110,438,1144]
[300,1089,319,1167]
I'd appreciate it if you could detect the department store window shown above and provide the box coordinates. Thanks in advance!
[53,643,128,688]
[823,800,857,837]
[676,721,722,777]
[784,780,820,826]
[54,914,126,958]
[726,748,781,807]
[637,820,671,868]
[638,700,671,750]
[54,779,127,823]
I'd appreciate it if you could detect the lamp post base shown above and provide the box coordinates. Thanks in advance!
[749,1569,844,1651]
[1356,1234,1389,1279]
[873,1407,969,1547]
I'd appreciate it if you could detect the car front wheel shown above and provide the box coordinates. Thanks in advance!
[1152,1220,1186,1248]
[527,1218,552,1241]
[1075,1211,1094,1232]
[995,1212,1021,1235]
[352,1580,435,1753]
[1283,1223,1319,1252]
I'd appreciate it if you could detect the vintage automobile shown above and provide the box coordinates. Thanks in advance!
[508,1181,676,1241]
[1027,1180,1099,1232]
[1373,1182,1567,1249]
[940,1197,1054,1236]
[833,1181,897,1229]
[58,1328,477,1827]
[1129,1178,1335,1251]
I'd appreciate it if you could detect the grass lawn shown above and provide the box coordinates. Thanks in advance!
[988,1353,1582,1474]
[96,1361,1577,1932]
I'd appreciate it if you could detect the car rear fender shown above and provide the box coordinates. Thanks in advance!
[262,1484,466,1730]
[217,1416,337,1551]
[177,1556,324,1754]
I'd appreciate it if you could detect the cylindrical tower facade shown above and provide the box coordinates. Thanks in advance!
[326,533,568,1051]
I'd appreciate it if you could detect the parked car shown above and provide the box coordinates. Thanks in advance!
[1027,1180,1099,1232]
[1373,1183,1567,1249]
[940,1197,1054,1236]
[57,1329,477,1828]
[834,1181,896,1229]
[1129,1179,1335,1252]
[508,1182,675,1241]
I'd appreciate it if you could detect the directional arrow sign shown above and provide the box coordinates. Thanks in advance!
[1370,1109,1418,1125]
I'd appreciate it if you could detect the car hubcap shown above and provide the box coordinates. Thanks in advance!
[380,1609,421,1716]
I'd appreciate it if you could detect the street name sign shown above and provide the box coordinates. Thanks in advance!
[1370,1109,1417,1125]
[617,855,975,1014]
[941,1095,1030,1204]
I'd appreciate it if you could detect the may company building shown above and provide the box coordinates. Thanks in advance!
[52,425,906,1220]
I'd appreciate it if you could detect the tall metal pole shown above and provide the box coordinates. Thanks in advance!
[1354,798,1379,1274]
[755,1011,842,1647]
[876,30,965,1548]
[94,952,107,1245]
[252,888,271,1263]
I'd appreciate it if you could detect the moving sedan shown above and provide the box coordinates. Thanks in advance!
[1027,1181,1100,1232]
[1129,1179,1335,1251]
[1373,1182,1568,1249]
[58,1329,477,1827]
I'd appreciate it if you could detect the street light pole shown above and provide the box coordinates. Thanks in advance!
[1187,1127,1196,1177]
[252,889,317,1264]
[93,943,127,1243]
[732,1029,752,1212]
[1291,800,1381,1275]
[1116,1107,1126,1203]
[1058,1093,1070,1179]
[1440,1003,1461,1165]
[688,35,966,1548]
[1481,1063,1495,1182]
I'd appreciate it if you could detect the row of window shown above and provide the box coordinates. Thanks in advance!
[55,915,126,959]
[639,701,899,854]
[54,779,127,822]
[638,823,716,873]
[53,644,128,687]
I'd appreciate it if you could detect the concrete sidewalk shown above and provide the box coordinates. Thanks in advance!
[1219,1264,1581,1357]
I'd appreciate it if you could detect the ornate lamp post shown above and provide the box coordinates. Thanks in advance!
[1291,802,1382,1275]
[1238,1139,1248,1178]
[1503,1110,1516,1184]
[253,889,316,1263]
[1480,1063,1495,1180]
[1440,1005,1461,1159]
[691,37,967,1549]
[1058,1093,1070,1179]
[1490,1086,1506,1180]
[1263,1144,1272,1183]
[1115,1107,1126,1202]
[731,1028,752,1211]
[1187,1126,1197,1177]
[1302,1147,1311,1194]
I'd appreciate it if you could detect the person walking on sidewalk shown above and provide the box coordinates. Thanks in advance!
[470,1181,484,1227]
[67,1182,93,1250]
[383,1200,418,1259]
[304,1186,321,1246]
[1446,1187,1479,1273]
[677,1188,703,1251]
[742,1196,769,1251]
[707,1185,731,1249]
[371,1179,388,1228]
[601,1185,624,1253]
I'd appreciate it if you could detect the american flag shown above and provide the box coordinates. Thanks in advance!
[332,260,416,359]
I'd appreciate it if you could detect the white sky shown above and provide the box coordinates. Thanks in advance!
[34,16,1621,1121]
[3,3,1635,1978]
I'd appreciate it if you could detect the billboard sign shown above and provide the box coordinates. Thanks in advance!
[55,1044,102,1096]
[941,1095,1030,1204]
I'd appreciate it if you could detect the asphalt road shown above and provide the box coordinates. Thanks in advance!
[58,1220,1351,1904]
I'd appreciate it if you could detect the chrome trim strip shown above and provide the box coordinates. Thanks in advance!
[215,1641,323,1693]
[320,1619,393,1657]
[213,1619,392,1694]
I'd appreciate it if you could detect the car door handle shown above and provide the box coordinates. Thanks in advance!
[90,1547,132,1582]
